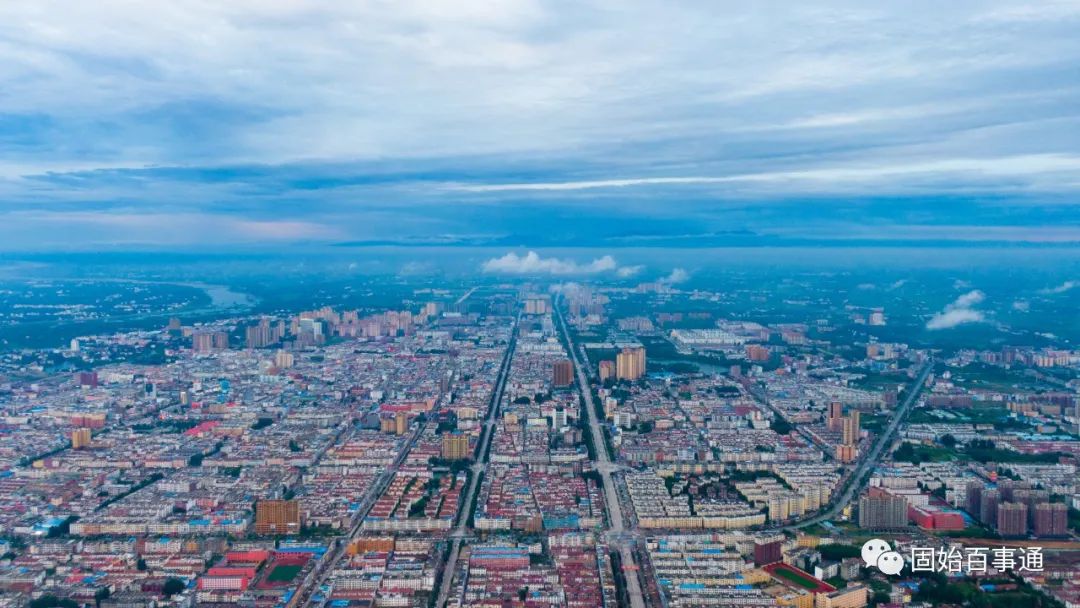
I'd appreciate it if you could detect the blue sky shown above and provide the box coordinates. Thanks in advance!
[1,1,1079,250]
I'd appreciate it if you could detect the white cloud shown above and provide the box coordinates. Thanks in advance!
[1038,280,1077,294]
[926,308,986,330]
[2,2,1080,249]
[926,289,987,330]
[449,154,1080,195]
[481,251,619,275]
[616,265,644,278]
[660,268,690,285]
[951,289,986,309]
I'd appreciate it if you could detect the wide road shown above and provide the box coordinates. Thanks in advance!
[554,299,647,608]
[296,418,425,607]
[435,315,518,608]
[777,359,933,531]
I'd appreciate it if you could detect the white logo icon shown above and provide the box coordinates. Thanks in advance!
[876,551,904,575]
[861,539,891,567]
[861,539,904,575]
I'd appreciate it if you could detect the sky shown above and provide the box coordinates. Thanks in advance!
[1,1,1079,250]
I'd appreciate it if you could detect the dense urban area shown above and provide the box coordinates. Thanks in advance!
[0,279,1078,608]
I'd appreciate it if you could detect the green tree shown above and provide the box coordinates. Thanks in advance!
[162,578,186,597]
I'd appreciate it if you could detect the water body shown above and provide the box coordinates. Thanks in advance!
[0,278,258,350]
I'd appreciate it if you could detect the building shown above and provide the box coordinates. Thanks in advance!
[71,428,92,449]
[245,318,281,349]
[965,481,983,516]
[553,359,574,387]
[616,347,646,381]
[598,360,615,382]
[858,494,908,530]
[441,431,471,461]
[1033,502,1068,537]
[746,344,771,362]
[997,502,1028,537]
[835,444,857,463]
[524,296,551,315]
[815,585,868,608]
[77,371,98,388]
[193,331,229,353]
[979,489,1000,526]
[841,411,861,447]
[255,499,301,535]
[827,402,844,432]
[754,538,783,566]
[395,411,409,435]
[274,350,295,369]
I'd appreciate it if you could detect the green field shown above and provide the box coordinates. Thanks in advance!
[266,564,303,583]
[774,567,819,590]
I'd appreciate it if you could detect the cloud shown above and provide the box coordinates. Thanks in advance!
[0,210,341,247]
[926,309,986,330]
[1038,280,1077,294]
[887,279,909,290]
[448,154,1080,195]
[951,290,986,309]
[481,251,620,275]
[2,3,1080,249]
[616,265,644,278]
[926,289,987,330]
[659,268,690,285]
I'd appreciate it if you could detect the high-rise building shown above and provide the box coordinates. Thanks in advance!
[246,318,282,349]
[254,499,301,535]
[827,401,844,432]
[842,411,861,446]
[192,331,229,353]
[1033,502,1068,537]
[78,371,98,388]
[380,415,396,434]
[997,502,1028,537]
[441,431,471,461]
[753,538,783,566]
[598,360,615,382]
[394,411,409,435]
[859,494,908,529]
[965,482,983,516]
[71,428,92,449]
[979,489,1000,526]
[274,350,295,369]
[616,347,646,381]
[524,296,551,315]
[553,359,574,387]
[835,444,857,463]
